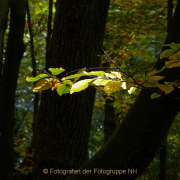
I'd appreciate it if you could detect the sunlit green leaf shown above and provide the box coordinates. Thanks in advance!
[48,67,65,75]
[92,79,111,86]
[87,71,105,77]
[57,85,70,96]
[26,74,50,82]
[70,79,94,94]
[62,73,87,80]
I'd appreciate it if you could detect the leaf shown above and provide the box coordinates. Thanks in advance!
[26,74,50,82]
[165,61,180,68]
[151,93,161,99]
[57,85,70,96]
[169,50,180,60]
[48,67,65,75]
[160,43,180,59]
[110,71,124,79]
[87,71,105,77]
[128,87,136,94]
[105,71,123,79]
[147,69,157,76]
[160,49,178,59]
[157,84,174,94]
[120,63,126,68]
[33,78,53,92]
[95,87,104,91]
[104,81,122,96]
[136,76,164,84]
[92,79,111,86]
[171,79,180,87]
[146,76,165,82]
[143,81,159,87]
[62,73,87,80]
[164,43,180,49]
[105,73,117,79]
[51,82,63,91]
[122,78,134,90]
[63,80,73,86]
[70,79,94,94]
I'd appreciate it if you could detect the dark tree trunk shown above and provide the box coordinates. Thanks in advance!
[0,0,26,179]
[66,1,180,180]
[159,1,174,179]
[0,0,9,82]
[104,98,117,143]
[33,1,110,179]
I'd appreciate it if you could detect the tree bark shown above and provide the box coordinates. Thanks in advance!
[0,0,26,179]
[33,1,110,179]
[104,98,116,143]
[66,1,180,180]
[159,1,173,178]
[0,0,9,83]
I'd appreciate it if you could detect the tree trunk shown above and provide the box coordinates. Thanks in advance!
[104,98,116,143]
[0,0,26,179]
[33,1,110,179]
[66,1,180,180]
[159,1,173,178]
[0,0,9,82]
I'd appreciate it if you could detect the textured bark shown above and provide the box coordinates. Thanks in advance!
[66,2,180,180]
[0,0,26,179]
[104,98,116,143]
[33,1,110,179]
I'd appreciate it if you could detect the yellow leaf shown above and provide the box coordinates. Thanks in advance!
[148,69,157,76]
[165,60,180,68]
[146,76,165,82]
[136,76,164,84]
[169,50,180,60]
[104,81,122,96]
[128,87,136,94]
[122,78,134,90]
[51,82,63,91]
[92,79,111,86]
[157,84,174,94]
[33,79,52,92]
[105,72,123,79]
[122,82,133,90]
[110,71,124,79]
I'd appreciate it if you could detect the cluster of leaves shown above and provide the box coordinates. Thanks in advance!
[27,43,180,100]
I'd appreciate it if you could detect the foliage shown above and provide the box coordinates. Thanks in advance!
[27,43,180,100]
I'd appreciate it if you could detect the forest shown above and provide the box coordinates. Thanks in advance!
[1,0,180,180]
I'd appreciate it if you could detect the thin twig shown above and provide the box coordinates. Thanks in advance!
[59,67,118,80]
